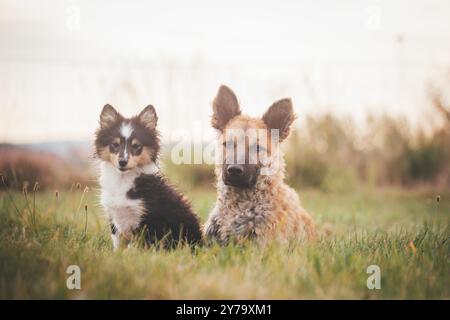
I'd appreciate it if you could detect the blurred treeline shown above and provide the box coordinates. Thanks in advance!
[284,114,449,191]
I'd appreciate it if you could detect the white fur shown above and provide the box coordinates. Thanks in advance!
[99,162,159,238]
[123,143,129,160]
[121,123,133,160]
[111,233,120,251]
[120,123,133,139]
[141,162,159,175]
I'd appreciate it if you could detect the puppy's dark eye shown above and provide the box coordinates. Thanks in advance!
[132,143,142,151]
[110,142,119,149]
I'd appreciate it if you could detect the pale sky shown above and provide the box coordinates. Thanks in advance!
[1,0,450,143]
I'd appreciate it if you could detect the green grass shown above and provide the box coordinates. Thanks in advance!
[0,185,449,299]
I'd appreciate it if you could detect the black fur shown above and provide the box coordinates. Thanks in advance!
[127,173,203,248]
[110,223,117,235]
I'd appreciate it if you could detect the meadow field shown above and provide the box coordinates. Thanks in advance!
[1,106,449,299]
[0,181,448,299]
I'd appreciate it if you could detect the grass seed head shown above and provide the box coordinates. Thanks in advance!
[22,181,29,195]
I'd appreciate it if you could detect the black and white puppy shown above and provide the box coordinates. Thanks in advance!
[95,104,202,249]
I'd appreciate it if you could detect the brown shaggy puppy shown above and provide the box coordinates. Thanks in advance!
[204,85,316,245]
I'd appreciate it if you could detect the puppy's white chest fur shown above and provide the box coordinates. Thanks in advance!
[99,162,145,235]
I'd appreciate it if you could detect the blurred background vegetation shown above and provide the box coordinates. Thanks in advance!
[284,85,450,191]
[1,81,449,193]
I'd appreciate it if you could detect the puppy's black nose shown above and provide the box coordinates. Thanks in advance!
[227,164,244,176]
[118,159,128,168]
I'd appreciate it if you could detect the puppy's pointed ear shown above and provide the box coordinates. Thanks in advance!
[262,98,296,142]
[100,104,119,128]
[212,85,241,131]
[138,105,158,130]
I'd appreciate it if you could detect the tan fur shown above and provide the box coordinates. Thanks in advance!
[98,144,154,170]
[204,87,316,245]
